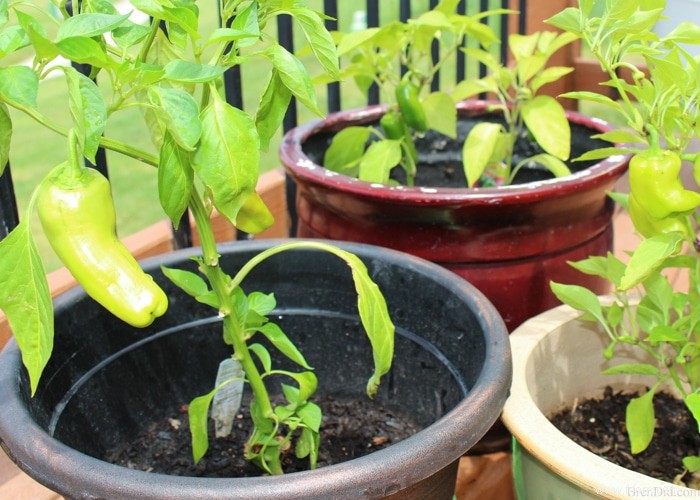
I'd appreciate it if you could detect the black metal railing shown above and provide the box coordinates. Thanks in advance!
[0,0,527,247]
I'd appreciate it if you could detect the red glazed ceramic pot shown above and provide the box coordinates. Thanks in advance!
[281,100,629,331]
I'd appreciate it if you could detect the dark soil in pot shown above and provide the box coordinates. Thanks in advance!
[302,113,609,187]
[549,386,700,488]
[106,394,420,477]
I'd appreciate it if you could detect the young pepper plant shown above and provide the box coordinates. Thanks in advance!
[322,0,508,186]
[451,30,577,186]
[0,0,396,475]
[547,0,700,474]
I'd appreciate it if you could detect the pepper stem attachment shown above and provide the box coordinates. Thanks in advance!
[66,129,85,182]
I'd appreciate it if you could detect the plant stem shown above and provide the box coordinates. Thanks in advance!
[188,189,275,420]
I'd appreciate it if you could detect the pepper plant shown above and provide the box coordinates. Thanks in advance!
[323,0,507,186]
[547,0,700,474]
[322,2,575,187]
[0,0,395,475]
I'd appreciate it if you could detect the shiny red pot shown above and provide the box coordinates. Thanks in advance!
[281,100,629,331]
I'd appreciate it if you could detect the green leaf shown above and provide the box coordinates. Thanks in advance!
[248,292,276,317]
[56,12,131,41]
[258,322,312,370]
[65,68,107,163]
[626,388,656,454]
[130,0,198,37]
[0,66,38,108]
[665,22,700,44]
[463,121,503,187]
[158,132,193,227]
[647,325,687,342]
[161,265,208,298]
[550,282,605,324]
[163,60,226,83]
[15,11,57,61]
[336,27,379,56]
[255,70,292,151]
[188,388,215,463]
[282,371,318,404]
[601,363,660,376]
[0,221,53,395]
[291,8,339,81]
[531,66,574,93]
[0,26,27,58]
[358,140,402,184]
[451,79,492,102]
[620,234,684,290]
[56,37,111,68]
[592,130,645,145]
[249,343,272,373]
[545,8,582,34]
[111,23,151,50]
[297,401,322,432]
[295,427,319,467]
[569,253,626,287]
[683,455,700,473]
[323,126,371,173]
[230,0,260,48]
[261,44,321,116]
[422,91,457,138]
[521,95,570,160]
[193,94,259,227]
[574,147,634,162]
[559,91,623,113]
[0,102,10,173]
[148,86,201,151]
[685,393,700,432]
[521,153,570,178]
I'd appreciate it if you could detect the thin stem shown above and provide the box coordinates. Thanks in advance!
[138,18,161,63]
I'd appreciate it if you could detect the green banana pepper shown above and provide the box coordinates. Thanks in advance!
[395,80,428,132]
[37,164,168,327]
[628,150,700,239]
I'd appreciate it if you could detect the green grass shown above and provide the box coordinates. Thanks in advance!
[8,0,505,271]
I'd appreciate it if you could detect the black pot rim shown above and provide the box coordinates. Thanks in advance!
[0,239,511,499]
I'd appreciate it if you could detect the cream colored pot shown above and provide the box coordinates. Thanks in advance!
[502,303,694,499]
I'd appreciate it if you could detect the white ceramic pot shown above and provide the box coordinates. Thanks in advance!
[502,302,694,499]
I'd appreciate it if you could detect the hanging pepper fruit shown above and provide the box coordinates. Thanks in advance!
[37,163,168,327]
[395,79,428,132]
[380,110,418,164]
[628,150,700,239]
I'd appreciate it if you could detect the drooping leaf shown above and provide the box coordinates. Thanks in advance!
[235,192,274,234]
[0,221,53,395]
[0,26,27,58]
[15,11,57,61]
[601,363,660,376]
[255,70,292,151]
[158,132,193,227]
[521,95,570,160]
[685,393,700,432]
[193,94,259,226]
[163,60,227,83]
[65,68,107,163]
[261,44,322,116]
[56,37,111,68]
[249,343,272,373]
[229,0,260,48]
[291,7,339,81]
[281,370,318,404]
[550,282,606,325]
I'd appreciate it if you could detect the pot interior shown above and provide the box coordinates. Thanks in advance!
[301,106,610,187]
[18,242,495,462]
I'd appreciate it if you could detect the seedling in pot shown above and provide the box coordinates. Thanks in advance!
[0,0,394,475]
[548,0,700,477]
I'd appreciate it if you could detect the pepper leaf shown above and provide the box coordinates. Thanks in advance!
[358,140,401,184]
[163,60,227,83]
[290,7,340,81]
[258,322,312,370]
[0,221,53,396]
[148,86,201,151]
[65,67,107,163]
[255,69,292,151]
[0,65,39,108]
[521,95,570,160]
[161,265,208,299]
[620,233,684,290]
[0,102,11,174]
[193,93,259,226]
[323,126,371,174]
[463,121,503,187]
[56,12,131,41]
[626,388,656,454]
[422,91,457,138]
[684,393,700,433]
[158,131,193,227]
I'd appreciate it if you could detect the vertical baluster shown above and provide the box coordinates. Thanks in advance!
[430,0,440,92]
[456,0,467,83]
[518,0,527,35]
[366,0,380,105]
[324,0,341,113]
[0,165,19,240]
[399,0,411,77]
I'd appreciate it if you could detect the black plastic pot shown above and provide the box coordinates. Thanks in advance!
[0,239,511,499]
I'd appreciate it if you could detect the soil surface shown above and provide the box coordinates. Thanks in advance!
[550,386,700,488]
[105,394,421,477]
